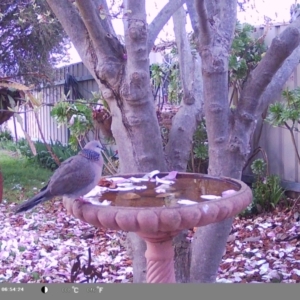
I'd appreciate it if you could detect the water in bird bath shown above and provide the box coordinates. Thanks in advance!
[91,172,241,208]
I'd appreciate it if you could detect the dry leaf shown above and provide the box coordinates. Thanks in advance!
[121,193,141,200]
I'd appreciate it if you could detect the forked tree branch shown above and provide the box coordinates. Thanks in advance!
[76,0,122,58]
[46,0,89,63]
[173,6,193,103]
[257,45,300,114]
[237,21,300,117]
[94,0,117,36]
[186,0,199,37]
[195,0,211,46]
[147,0,185,53]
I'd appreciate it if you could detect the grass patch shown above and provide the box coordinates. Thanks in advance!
[0,150,52,204]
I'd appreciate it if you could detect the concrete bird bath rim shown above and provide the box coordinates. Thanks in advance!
[62,172,252,283]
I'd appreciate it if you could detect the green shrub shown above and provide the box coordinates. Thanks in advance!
[252,174,285,212]
[31,140,78,170]
[50,100,94,149]
[249,159,285,214]
[13,138,78,171]
[187,121,209,174]
[0,129,13,141]
[266,87,300,165]
[0,140,18,151]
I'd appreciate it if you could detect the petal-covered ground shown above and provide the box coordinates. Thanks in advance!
[0,201,132,283]
[216,205,300,283]
[0,200,299,283]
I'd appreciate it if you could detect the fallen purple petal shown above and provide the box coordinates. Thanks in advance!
[162,171,178,180]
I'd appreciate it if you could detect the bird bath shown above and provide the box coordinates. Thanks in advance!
[62,172,252,283]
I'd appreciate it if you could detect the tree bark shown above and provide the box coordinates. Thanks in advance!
[190,218,233,282]
[126,232,147,283]
[189,1,300,283]
[189,0,238,282]
[46,0,184,174]
[257,45,300,113]
[173,230,191,283]
[163,6,204,283]
[46,0,186,283]
[165,5,203,171]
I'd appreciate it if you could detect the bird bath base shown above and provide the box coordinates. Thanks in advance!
[63,172,252,283]
[138,231,180,283]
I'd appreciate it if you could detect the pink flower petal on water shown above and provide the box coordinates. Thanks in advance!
[162,171,178,180]
[222,189,237,197]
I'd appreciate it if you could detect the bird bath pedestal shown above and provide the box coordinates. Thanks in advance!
[63,172,252,283]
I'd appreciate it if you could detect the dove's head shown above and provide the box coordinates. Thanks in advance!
[84,140,104,154]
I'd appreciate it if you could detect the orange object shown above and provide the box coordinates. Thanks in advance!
[98,178,117,189]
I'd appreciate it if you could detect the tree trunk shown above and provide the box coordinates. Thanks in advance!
[47,0,189,173]
[164,6,203,283]
[190,218,233,282]
[189,0,300,283]
[46,0,185,283]
[173,230,191,283]
[165,6,203,171]
[126,232,147,283]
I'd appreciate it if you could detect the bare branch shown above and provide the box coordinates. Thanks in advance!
[147,0,185,53]
[219,0,237,42]
[227,20,300,171]
[193,0,237,178]
[186,0,199,37]
[123,0,147,70]
[196,0,237,48]
[46,0,90,64]
[165,6,203,171]
[94,0,117,36]
[257,45,300,114]
[173,6,193,104]
[76,0,122,58]
[238,22,300,117]
[195,0,211,46]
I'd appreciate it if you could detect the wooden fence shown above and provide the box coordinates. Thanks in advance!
[6,23,300,187]
[23,52,164,145]
[25,63,99,145]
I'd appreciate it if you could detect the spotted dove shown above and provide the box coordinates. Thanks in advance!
[15,140,104,213]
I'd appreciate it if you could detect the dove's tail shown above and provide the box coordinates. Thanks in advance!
[14,190,51,214]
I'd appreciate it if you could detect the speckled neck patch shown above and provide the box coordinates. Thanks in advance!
[80,149,100,161]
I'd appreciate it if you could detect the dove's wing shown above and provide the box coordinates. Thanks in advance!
[38,156,75,192]
[47,154,99,197]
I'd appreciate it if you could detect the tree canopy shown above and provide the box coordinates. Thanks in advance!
[0,0,70,85]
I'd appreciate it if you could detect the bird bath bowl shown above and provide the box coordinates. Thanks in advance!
[63,172,252,283]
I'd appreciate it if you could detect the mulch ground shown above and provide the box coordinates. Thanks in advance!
[0,199,299,283]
